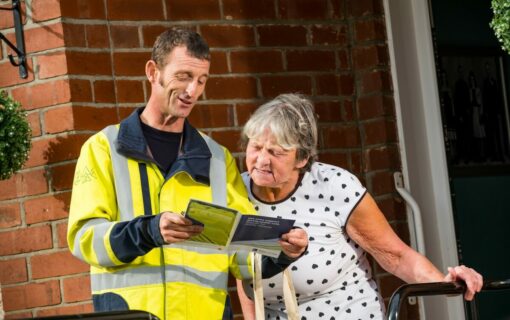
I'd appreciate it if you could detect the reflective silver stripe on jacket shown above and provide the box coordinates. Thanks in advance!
[234,251,252,280]
[103,125,134,222]
[73,218,115,265]
[91,265,228,291]
[201,133,227,206]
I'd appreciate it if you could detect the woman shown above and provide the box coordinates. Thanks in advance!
[236,93,483,320]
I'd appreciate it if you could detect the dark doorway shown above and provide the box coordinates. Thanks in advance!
[430,0,510,319]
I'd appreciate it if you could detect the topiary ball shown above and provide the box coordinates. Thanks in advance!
[0,90,32,180]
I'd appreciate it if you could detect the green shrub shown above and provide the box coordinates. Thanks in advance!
[0,90,32,180]
[490,0,510,53]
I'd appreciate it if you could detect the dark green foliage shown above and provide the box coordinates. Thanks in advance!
[490,0,510,53]
[0,90,32,180]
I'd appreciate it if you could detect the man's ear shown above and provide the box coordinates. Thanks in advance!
[146,60,158,83]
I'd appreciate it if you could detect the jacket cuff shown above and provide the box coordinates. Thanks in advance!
[149,214,164,246]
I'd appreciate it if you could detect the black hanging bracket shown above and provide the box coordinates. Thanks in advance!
[0,0,27,78]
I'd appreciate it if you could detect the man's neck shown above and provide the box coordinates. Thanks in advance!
[140,105,185,133]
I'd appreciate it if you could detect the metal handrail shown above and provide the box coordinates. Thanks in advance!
[386,279,510,320]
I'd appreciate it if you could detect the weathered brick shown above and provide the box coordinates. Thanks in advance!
[201,25,256,48]
[347,0,384,18]
[111,25,140,48]
[0,170,48,201]
[107,0,164,20]
[66,51,112,76]
[210,51,229,74]
[10,23,65,54]
[3,280,60,311]
[113,52,151,77]
[63,275,91,302]
[230,50,283,73]
[116,80,144,103]
[362,118,397,145]
[311,24,348,46]
[260,75,312,97]
[27,111,42,137]
[51,162,77,191]
[85,24,109,48]
[358,94,394,120]
[63,23,87,48]
[31,251,89,279]
[278,0,329,19]
[142,25,170,48]
[188,104,233,128]
[258,25,308,46]
[35,303,94,318]
[205,76,258,100]
[321,125,361,149]
[364,145,399,172]
[61,0,105,19]
[211,130,242,152]
[377,196,406,222]
[355,18,386,42]
[316,74,355,96]
[11,79,71,110]
[235,103,258,126]
[37,51,68,79]
[167,0,220,20]
[73,106,118,130]
[0,59,34,88]
[56,221,68,248]
[0,258,27,284]
[43,105,74,134]
[317,152,349,169]
[331,0,346,20]
[352,45,389,70]
[93,80,115,103]
[0,225,52,256]
[222,0,276,20]
[24,192,71,224]
[32,0,61,22]
[368,170,394,196]
[314,101,342,123]
[0,202,21,229]
[360,70,392,94]
[24,134,89,168]
[0,2,26,29]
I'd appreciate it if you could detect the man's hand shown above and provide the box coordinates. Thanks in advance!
[159,211,203,244]
[278,228,308,259]
[444,265,483,301]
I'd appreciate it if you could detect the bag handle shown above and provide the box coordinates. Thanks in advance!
[253,253,299,320]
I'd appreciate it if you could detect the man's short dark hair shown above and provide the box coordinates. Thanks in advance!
[151,27,210,67]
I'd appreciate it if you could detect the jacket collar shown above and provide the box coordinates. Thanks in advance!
[116,107,212,184]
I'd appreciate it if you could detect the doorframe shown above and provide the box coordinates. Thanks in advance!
[383,0,465,319]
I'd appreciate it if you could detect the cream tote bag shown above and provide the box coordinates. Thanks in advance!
[253,253,299,320]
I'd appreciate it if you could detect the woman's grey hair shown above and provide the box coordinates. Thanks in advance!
[242,93,318,172]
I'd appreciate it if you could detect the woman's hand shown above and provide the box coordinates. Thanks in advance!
[279,228,308,259]
[443,265,483,300]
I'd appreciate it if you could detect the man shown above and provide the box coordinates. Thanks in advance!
[67,27,307,320]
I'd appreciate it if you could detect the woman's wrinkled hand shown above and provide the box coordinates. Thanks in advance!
[443,265,483,300]
[279,228,308,259]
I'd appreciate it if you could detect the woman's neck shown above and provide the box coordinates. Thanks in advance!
[251,173,301,203]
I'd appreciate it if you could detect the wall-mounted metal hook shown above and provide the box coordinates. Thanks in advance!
[0,0,28,79]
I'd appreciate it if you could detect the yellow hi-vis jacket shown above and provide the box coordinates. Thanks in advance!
[68,109,293,320]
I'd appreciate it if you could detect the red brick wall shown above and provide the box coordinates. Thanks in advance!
[0,0,416,318]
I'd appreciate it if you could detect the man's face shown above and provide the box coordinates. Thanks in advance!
[151,46,210,119]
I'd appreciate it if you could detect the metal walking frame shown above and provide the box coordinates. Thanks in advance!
[386,279,510,320]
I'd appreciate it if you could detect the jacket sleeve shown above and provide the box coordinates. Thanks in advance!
[67,133,163,268]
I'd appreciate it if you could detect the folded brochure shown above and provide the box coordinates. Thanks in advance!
[184,199,295,257]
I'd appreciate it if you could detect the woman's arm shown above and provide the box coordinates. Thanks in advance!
[346,193,482,300]
[236,279,255,320]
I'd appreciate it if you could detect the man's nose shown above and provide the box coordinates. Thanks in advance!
[185,80,198,97]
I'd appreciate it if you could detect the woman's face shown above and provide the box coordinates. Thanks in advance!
[245,130,307,192]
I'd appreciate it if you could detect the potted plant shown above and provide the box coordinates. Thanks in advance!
[0,90,31,180]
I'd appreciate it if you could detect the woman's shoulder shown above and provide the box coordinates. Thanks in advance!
[306,162,365,190]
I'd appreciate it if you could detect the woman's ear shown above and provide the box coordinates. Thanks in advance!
[295,157,309,170]
[145,60,158,83]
